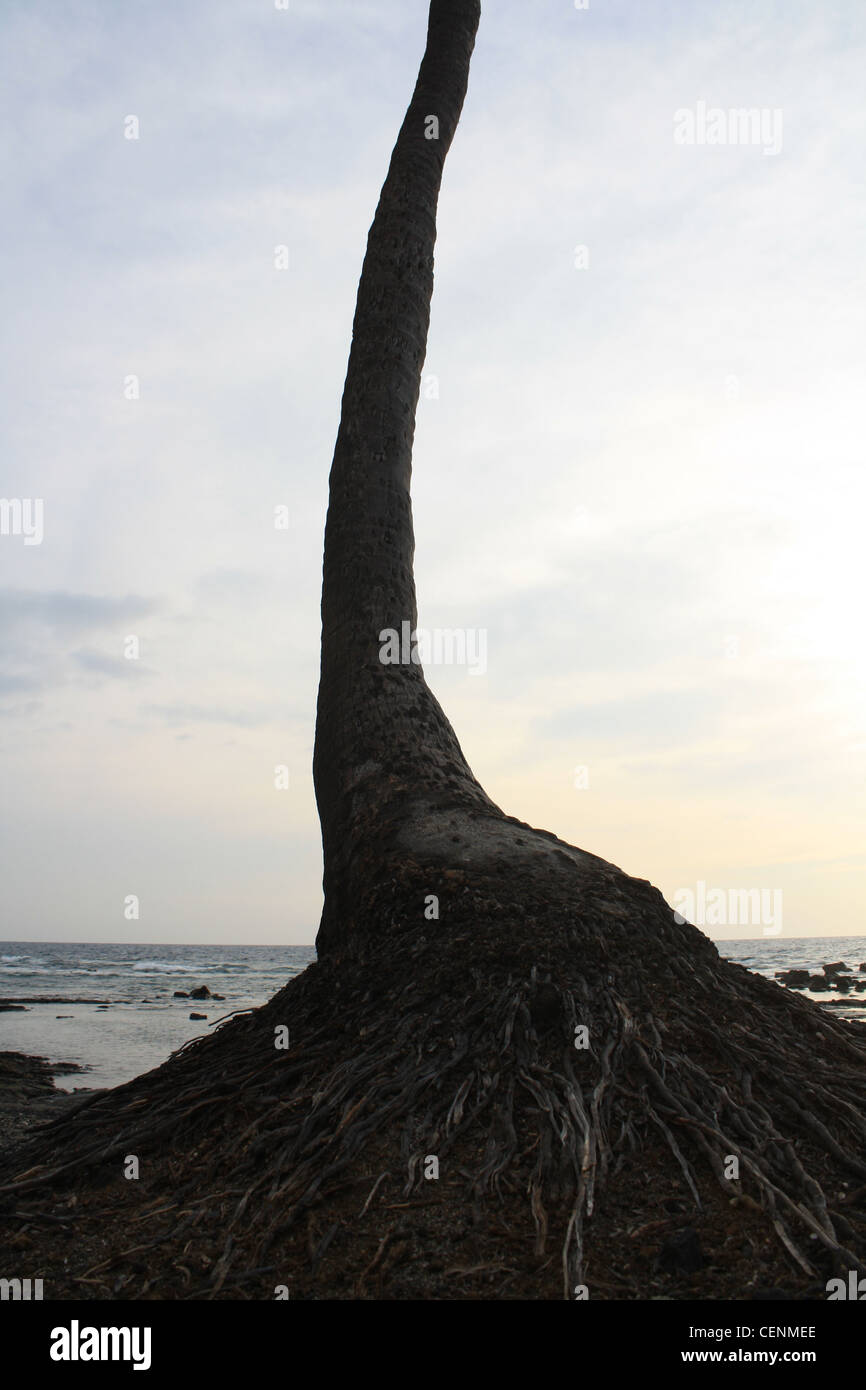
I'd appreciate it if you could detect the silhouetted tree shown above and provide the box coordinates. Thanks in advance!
[314,0,496,958]
[4,0,866,1303]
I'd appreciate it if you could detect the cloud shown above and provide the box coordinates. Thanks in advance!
[0,589,162,701]
[142,702,270,729]
[0,672,42,694]
[72,647,152,679]
[192,568,274,605]
[0,589,161,635]
[537,687,721,750]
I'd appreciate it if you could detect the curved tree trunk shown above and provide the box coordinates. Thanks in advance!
[313,0,495,959]
[314,0,611,960]
[3,0,866,1304]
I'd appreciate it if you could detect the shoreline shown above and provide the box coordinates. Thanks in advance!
[3,945,864,1159]
[0,941,316,1091]
[0,1051,104,1156]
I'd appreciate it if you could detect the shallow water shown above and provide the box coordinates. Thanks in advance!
[0,941,315,1089]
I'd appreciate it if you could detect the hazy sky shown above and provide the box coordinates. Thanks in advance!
[1,0,864,944]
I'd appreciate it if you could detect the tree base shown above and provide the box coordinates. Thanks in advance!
[2,823,866,1300]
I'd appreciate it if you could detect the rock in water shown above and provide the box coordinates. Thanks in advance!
[776,969,810,988]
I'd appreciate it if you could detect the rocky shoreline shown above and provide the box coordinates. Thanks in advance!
[0,980,227,1019]
[774,958,866,997]
[0,997,118,1011]
[0,1052,103,1154]
[0,980,229,1152]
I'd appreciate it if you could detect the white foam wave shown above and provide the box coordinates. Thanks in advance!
[132,962,195,974]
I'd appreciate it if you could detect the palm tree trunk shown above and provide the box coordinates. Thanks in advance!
[314,0,613,959]
[314,0,494,957]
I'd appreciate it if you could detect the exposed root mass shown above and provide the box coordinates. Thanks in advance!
[2,831,865,1301]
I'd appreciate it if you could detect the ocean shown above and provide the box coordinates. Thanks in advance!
[1,935,865,1091]
[0,941,315,1090]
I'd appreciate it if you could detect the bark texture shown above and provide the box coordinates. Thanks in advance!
[315,0,497,957]
[314,0,612,961]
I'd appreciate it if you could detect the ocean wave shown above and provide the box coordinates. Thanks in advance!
[1,965,123,977]
[132,961,201,974]
[129,961,251,974]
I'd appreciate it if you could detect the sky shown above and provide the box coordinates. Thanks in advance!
[1,0,864,945]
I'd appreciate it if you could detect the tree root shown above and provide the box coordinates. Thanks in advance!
[2,855,865,1300]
